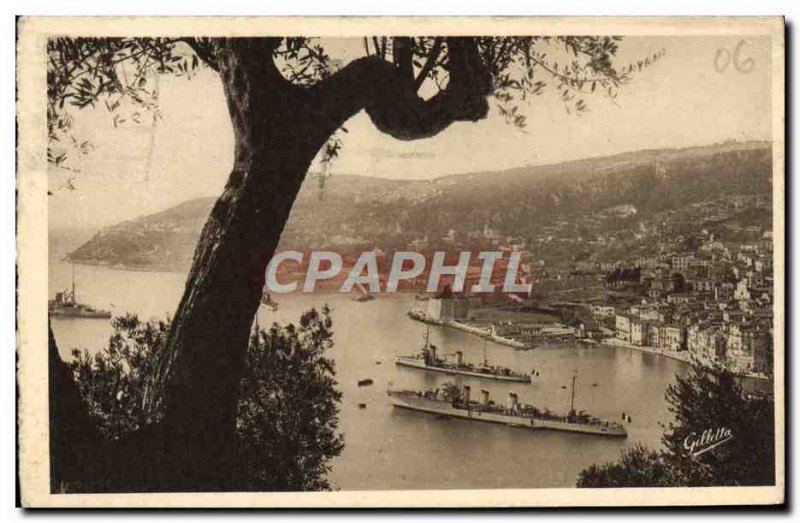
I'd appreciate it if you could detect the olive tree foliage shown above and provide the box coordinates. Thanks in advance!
[68,308,343,491]
[47,35,662,174]
[69,314,170,440]
[577,363,775,488]
[236,306,343,491]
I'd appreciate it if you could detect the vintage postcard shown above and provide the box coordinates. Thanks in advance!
[17,16,785,507]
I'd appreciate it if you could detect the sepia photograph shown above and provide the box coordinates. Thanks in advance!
[15,16,785,508]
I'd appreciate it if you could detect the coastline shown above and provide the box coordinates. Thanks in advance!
[61,256,187,274]
[407,309,529,349]
[601,337,771,382]
[406,309,580,350]
[58,258,775,385]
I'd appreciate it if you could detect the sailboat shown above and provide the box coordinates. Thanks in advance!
[260,289,279,311]
[350,282,375,302]
[48,263,111,319]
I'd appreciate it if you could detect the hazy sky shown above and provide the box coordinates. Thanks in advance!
[48,35,771,230]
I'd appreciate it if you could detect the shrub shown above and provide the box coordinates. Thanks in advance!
[68,307,343,491]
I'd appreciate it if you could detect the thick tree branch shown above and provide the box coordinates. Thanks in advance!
[379,38,387,59]
[392,37,414,83]
[414,37,443,91]
[311,37,492,141]
[182,38,219,71]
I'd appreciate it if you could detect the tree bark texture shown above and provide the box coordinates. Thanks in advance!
[49,37,493,490]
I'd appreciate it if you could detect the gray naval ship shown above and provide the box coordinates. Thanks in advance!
[388,376,627,438]
[395,328,532,383]
[48,264,111,319]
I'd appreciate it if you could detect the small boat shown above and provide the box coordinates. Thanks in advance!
[350,282,375,302]
[357,378,374,387]
[260,290,279,311]
[395,328,531,383]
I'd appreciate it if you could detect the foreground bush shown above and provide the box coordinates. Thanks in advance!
[67,307,343,491]
[577,363,774,487]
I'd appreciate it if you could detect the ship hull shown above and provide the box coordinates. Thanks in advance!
[49,310,112,319]
[388,391,627,437]
[395,357,531,383]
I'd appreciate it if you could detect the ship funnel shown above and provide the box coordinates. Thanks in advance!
[507,392,518,411]
[455,351,463,365]
[463,385,471,404]
[480,389,490,406]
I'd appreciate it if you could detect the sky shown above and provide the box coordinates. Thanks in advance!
[48,35,772,230]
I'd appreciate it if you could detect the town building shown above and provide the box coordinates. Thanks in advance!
[615,313,631,342]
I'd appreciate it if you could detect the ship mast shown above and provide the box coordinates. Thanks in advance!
[569,372,578,414]
[71,262,76,303]
[483,338,488,366]
[422,326,432,365]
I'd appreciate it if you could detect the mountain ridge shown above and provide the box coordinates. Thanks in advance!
[68,140,773,272]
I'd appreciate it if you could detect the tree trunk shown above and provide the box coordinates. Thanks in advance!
[48,37,494,491]
[146,41,338,487]
[138,38,493,489]
[48,323,102,491]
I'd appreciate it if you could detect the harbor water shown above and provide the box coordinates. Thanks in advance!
[49,253,702,491]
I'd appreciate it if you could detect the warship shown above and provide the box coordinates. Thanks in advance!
[48,263,111,319]
[395,328,531,383]
[388,375,627,438]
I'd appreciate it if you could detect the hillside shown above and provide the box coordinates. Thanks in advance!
[68,140,773,271]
